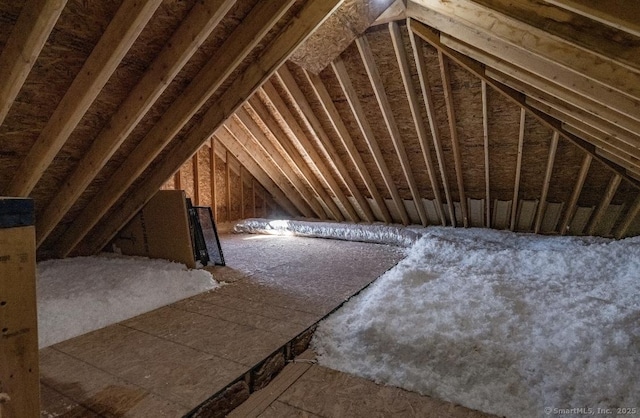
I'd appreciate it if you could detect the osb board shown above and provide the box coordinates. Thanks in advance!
[578,159,614,207]
[111,190,195,268]
[339,38,411,199]
[368,25,436,200]
[197,145,212,207]
[289,0,396,74]
[317,65,391,199]
[486,84,520,201]
[179,155,195,201]
[519,113,553,200]
[0,0,124,190]
[286,62,370,197]
[546,138,585,203]
[447,58,485,200]
[420,39,461,202]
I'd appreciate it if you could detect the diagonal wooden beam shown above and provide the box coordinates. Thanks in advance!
[303,69,392,223]
[408,18,640,191]
[438,50,468,227]
[235,105,320,218]
[586,173,622,236]
[0,0,67,127]
[4,0,162,197]
[261,81,350,221]
[357,35,428,226]
[544,0,640,38]
[482,80,491,228]
[559,153,592,235]
[276,65,375,222]
[615,193,640,239]
[510,108,526,231]
[216,130,300,218]
[245,97,327,219]
[389,22,444,226]
[534,132,559,234]
[408,24,455,226]
[332,56,410,225]
[35,0,235,246]
[67,0,343,256]
[54,0,298,256]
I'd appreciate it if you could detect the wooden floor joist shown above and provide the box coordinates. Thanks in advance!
[4,0,162,197]
[357,35,428,226]
[332,56,410,225]
[34,0,235,246]
[276,66,374,223]
[304,69,392,223]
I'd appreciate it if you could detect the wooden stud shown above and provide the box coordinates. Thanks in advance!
[210,138,217,220]
[534,132,559,234]
[408,26,456,226]
[252,179,257,218]
[389,22,445,226]
[192,153,200,205]
[241,101,326,219]
[4,0,162,197]
[240,166,245,219]
[54,0,309,257]
[586,174,622,236]
[560,153,593,235]
[0,0,66,127]
[215,132,299,217]
[438,51,468,227]
[276,65,375,223]
[261,81,349,221]
[332,56,410,225]
[35,0,236,246]
[510,108,526,231]
[482,80,491,228]
[357,35,428,226]
[226,150,232,221]
[615,194,640,239]
[303,69,392,223]
[174,170,182,190]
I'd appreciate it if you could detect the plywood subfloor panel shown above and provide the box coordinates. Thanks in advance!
[40,234,404,416]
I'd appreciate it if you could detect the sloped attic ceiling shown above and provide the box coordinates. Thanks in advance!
[1,0,639,261]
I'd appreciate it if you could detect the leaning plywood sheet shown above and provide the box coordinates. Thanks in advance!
[111,190,195,268]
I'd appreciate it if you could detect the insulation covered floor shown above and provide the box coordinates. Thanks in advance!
[39,233,404,417]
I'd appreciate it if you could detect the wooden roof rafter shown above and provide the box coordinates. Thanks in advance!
[332,56,410,225]
[275,65,375,223]
[4,0,163,197]
[73,0,345,256]
[0,0,67,127]
[303,69,393,223]
[260,80,352,221]
[35,0,237,247]
[54,0,300,257]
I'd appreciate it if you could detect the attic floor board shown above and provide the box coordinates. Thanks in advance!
[230,350,498,418]
[40,233,404,417]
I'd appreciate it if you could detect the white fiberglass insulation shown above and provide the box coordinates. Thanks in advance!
[237,219,640,418]
[37,254,217,348]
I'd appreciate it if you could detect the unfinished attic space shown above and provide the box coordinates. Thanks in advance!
[1,0,639,417]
